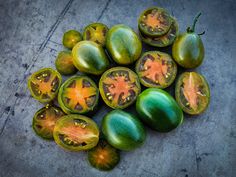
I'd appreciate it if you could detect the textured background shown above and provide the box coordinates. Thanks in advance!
[0,0,235,177]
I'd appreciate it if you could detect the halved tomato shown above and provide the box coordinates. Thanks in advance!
[136,51,177,88]
[58,76,99,114]
[99,67,141,109]
[32,105,65,140]
[53,114,99,151]
[28,68,62,103]
[175,72,210,115]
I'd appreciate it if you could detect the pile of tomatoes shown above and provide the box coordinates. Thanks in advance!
[27,7,210,171]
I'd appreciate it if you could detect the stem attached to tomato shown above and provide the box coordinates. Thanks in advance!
[187,12,204,33]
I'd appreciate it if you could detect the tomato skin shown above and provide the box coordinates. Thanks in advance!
[106,24,142,65]
[102,110,146,151]
[136,88,183,132]
[172,32,204,68]
[72,41,109,75]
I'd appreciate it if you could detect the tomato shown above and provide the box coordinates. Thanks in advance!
[102,109,146,151]
[138,7,172,37]
[135,51,177,88]
[175,72,210,115]
[83,23,109,47]
[55,51,77,75]
[53,114,99,151]
[72,41,109,75]
[32,105,65,140]
[106,24,142,65]
[58,76,99,114]
[172,13,205,68]
[88,139,120,171]
[62,30,82,49]
[99,67,141,109]
[136,88,183,132]
[27,68,62,103]
[139,17,179,47]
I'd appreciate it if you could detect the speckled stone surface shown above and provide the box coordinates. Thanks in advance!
[0,0,235,177]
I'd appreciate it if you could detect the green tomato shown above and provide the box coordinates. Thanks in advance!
[172,13,205,68]
[102,109,146,151]
[53,114,99,151]
[138,7,172,37]
[58,76,99,114]
[175,72,210,115]
[27,68,62,103]
[106,24,142,65]
[62,30,82,49]
[136,88,183,132]
[83,23,109,47]
[55,51,77,75]
[72,41,109,75]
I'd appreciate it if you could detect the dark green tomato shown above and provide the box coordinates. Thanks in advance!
[62,30,82,49]
[139,17,179,47]
[32,105,65,140]
[58,76,99,114]
[55,51,77,75]
[83,23,109,47]
[72,41,109,75]
[88,139,120,171]
[172,13,205,68]
[136,88,183,132]
[106,24,142,65]
[53,114,99,151]
[27,68,62,103]
[175,72,210,115]
[102,109,146,151]
[138,7,172,37]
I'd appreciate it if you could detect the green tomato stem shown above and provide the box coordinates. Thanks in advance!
[191,12,202,32]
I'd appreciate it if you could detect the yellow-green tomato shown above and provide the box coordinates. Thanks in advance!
[72,41,109,75]
[106,24,142,65]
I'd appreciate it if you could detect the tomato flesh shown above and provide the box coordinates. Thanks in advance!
[58,76,99,114]
[139,17,178,47]
[138,7,172,37]
[83,23,109,47]
[28,68,62,103]
[136,51,177,88]
[53,114,99,151]
[99,67,141,109]
[175,72,210,115]
[32,105,65,139]
[88,139,120,171]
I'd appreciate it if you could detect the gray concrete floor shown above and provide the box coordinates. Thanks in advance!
[0,0,235,177]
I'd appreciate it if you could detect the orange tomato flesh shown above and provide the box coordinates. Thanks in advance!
[65,79,96,109]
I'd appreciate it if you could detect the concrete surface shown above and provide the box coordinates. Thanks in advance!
[0,0,235,177]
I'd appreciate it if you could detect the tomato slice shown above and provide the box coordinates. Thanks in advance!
[28,68,62,103]
[83,23,109,47]
[88,139,120,171]
[175,72,210,115]
[99,67,141,109]
[139,17,179,47]
[32,105,65,140]
[138,7,172,37]
[136,51,177,88]
[53,114,99,151]
[58,76,99,114]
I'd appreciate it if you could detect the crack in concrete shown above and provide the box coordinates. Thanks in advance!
[0,0,74,136]
[97,0,111,21]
